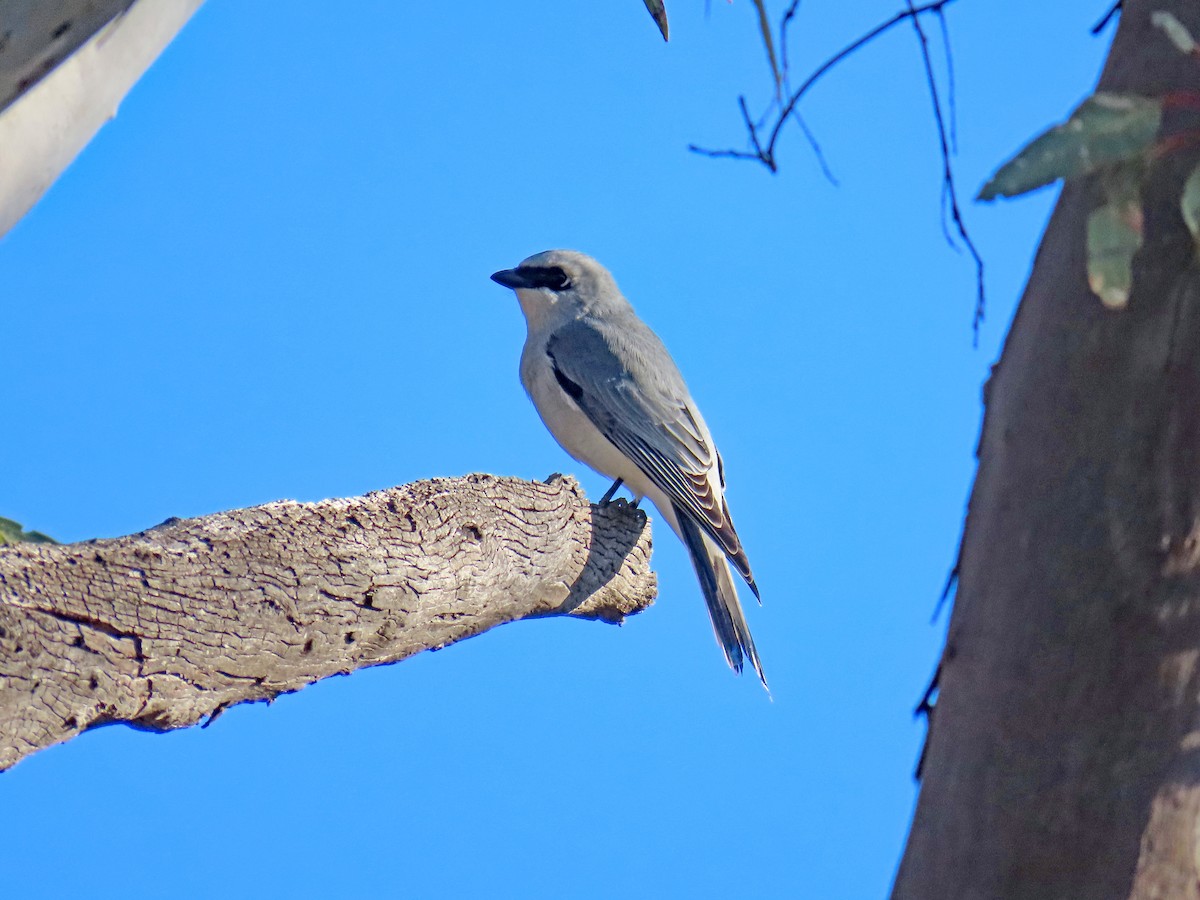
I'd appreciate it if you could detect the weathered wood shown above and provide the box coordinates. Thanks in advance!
[0,474,655,770]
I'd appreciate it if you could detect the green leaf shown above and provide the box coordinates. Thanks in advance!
[642,0,668,41]
[1181,162,1200,245]
[1087,193,1142,309]
[978,93,1162,201]
[1151,11,1197,55]
[0,516,57,545]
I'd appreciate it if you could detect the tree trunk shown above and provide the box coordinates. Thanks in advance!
[0,474,655,771]
[893,3,1200,897]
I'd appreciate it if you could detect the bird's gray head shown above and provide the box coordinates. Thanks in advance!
[490,250,627,328]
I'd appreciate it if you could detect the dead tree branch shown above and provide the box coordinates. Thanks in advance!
[689,0,959,171]
[903,0,985,339]
[690,0,986,334]
[0,474,655,770]
[1092,2,1123,35]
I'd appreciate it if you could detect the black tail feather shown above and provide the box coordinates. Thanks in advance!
[675,504,767,688]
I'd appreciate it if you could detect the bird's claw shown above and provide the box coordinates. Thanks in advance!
[598,478,624,507]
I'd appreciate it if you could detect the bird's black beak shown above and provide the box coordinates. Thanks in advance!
[490,268,530,290]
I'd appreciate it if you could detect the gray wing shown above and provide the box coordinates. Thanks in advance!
[546,316,758,595]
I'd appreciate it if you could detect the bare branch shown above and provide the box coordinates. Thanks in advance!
[780,0,803,75]
[740,95,770,169]
[790,109,839,185]
[686,145,766,162]
[692,0,986,336]
[903,0,986,339]
[935,8,958,155]
[692,0,959,170]
[0,474,656,770]
[1091,2,1122,35]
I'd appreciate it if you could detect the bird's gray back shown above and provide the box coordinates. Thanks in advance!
[547,314,712,469]
[545,313,756,588]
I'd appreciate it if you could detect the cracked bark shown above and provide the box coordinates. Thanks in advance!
[0,473,655,771]
[893,3,1200,897]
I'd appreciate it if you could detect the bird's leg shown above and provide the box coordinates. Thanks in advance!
[599,478,624,506]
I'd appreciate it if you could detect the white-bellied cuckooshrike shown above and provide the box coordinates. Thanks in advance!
[491,250,766,687]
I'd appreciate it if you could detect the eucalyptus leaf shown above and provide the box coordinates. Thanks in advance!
[642,0,669,41]
[0,516,57,545]
[978,93,1162,201]
[1151,11,1197,55]
[1180,162,1200,245]
[1087,197,1142,309]
[752,0,782,98]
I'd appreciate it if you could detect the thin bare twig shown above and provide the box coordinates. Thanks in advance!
[766,0,962,161]
[695,94,775,170]
[691,0,958,170]
[790,110,839,185]
[780,0,803,76]
[904,0,985,340]
[913,660,941,780]
[937,181,958,248]
[688,146,767,163]
[691,0,986,335]
[778,1,837,185]
[932,562,959,623]
[693,94,834,183]
[739,95,767,162]
[936,8,958,155]
[1091,2,1122,35]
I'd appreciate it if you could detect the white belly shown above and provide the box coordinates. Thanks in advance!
[520,343,673,526]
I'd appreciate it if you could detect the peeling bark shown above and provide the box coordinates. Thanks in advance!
[0,474,655,770]
[894,3,1200,897]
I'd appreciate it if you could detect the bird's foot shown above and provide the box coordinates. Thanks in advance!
[598,478,624,507]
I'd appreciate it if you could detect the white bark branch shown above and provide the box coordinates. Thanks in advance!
[0,0,204,238]
[0,474,656,770]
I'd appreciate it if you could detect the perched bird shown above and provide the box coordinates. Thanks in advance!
[490,250,766,686]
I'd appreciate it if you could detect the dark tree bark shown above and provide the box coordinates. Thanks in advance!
[0,474,655,771]
[893,3,1200,897]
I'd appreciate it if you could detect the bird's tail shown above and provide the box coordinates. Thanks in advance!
[675,505,768,690]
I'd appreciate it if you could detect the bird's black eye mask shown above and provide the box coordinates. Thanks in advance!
[518,265,572,292]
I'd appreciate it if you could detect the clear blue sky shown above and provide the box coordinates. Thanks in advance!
[2,2,1110,897]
